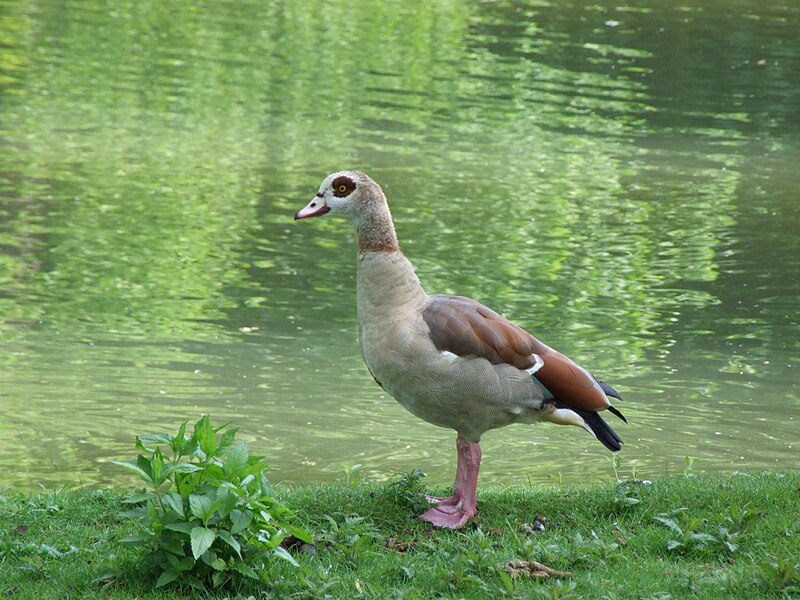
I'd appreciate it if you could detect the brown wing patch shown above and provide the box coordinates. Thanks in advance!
[532,348,610,412]
[423,295,539,370]
[422,295,610,412]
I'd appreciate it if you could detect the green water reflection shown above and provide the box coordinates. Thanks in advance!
[1,0,797,490]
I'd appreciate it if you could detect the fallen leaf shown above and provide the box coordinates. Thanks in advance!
[385,536,417,552]
[501,560,573,579]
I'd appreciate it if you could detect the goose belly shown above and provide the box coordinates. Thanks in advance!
[360,322,545,440]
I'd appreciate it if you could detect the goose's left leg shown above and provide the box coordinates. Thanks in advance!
[420,434,481,528]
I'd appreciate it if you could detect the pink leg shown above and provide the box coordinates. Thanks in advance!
[425,435,468,506]
[420,434,482,528]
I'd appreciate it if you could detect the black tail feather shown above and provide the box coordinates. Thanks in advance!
[557,403,623,452]
[597,380,622,400]
[607,405,628,424]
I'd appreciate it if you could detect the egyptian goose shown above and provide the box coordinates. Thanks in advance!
[295,171,626,528]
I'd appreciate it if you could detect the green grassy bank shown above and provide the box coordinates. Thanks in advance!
[1,472,798,599]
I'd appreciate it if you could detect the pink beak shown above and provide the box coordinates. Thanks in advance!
[294,196,331,220]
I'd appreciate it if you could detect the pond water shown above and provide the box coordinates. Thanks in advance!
[1,0,798,491]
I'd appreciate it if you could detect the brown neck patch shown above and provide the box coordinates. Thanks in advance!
[357,208,400,253]
[359,236,400,253]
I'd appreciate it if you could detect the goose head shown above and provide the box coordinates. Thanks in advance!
[295,170,399,252]
[294,171,384,222]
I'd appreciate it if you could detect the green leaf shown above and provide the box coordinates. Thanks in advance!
[146,502,160,523]
[213,486,238,518]
[150,449,165,486]
[185,574,206,592]
[176,477,195,498]
[121,492,151,504]
[259,472,273,497]
[190,527,216,559]
[493,565,515,593]
[119,506,148,520]
[171,422,188,455]
[119,533,153,546]
[171,463,204,474]
[193,415,218,458]
[164,522,195,535]
[189,494,214,523]
[211,558,227,571]
[159,533,185,556]
[283,523,313,544]
[691,533,718,545]
[138,434,174,448]
[223,442,249,478]
[155,568,179,588]
[666,539,683,551]
[200,549,218,566]
[165,552,180,568]
[216,530,242,559]
[229,509,252,535]
[653,516,683,536]
[232,562,259,580]
[211,570,226,588]
[164,492,185,518]
[264,530,285,550]
[110,460,153,485]
[218,427,239,453]
[181,437,200,457]
[137,454,153,478]
[273,545,299,567]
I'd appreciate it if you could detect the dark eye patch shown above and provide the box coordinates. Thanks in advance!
[331,175,356,197]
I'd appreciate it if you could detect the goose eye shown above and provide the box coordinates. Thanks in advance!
[331,175,355,197]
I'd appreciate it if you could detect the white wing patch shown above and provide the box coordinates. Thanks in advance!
[524,354,544,375]
[441,350,460,361]
[441,350,544,376]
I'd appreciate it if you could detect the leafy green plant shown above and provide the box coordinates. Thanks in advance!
[758,559,800,593]
[612,480,643,513]
[340,463,364,485]
[609,454,622,482]
[653,508,738,555]
[316,513,381,565]
[387,469,431,515]
[0,537,79,576]
[534,530,622,573]
[723,502,758,531]
[571,531,623,566]
[430,533,515,598]
[112,415,311,591]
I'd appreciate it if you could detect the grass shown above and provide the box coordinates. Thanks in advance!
[1,471,798,599]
